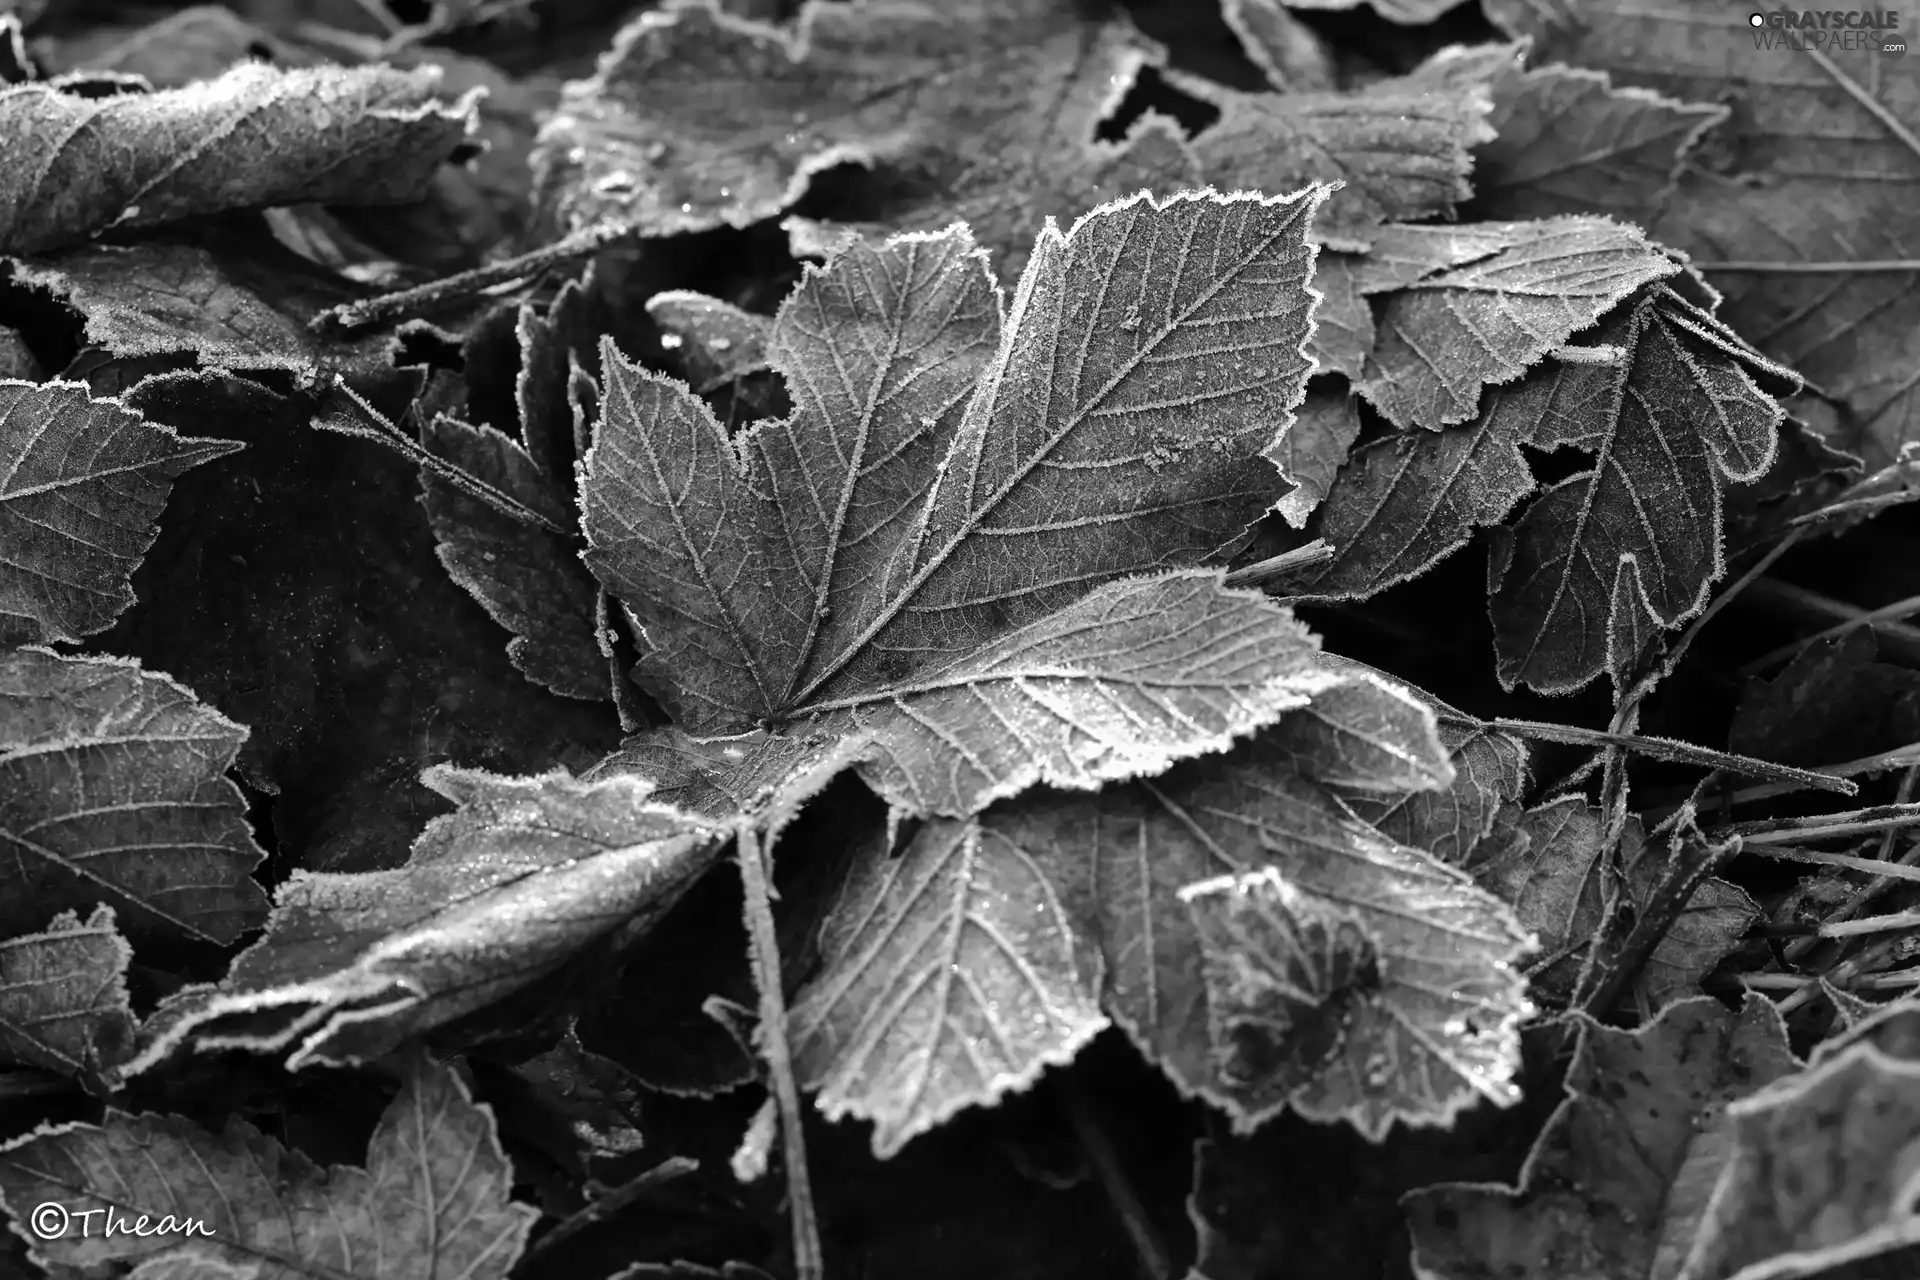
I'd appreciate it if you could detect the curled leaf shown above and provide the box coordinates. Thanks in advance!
[0,61,479,255]
[121,768,722,1076]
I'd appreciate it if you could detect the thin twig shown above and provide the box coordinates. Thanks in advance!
[312,221,633,332]
[1743,844,1920,882]
[1638,742,1920,821]
[1694,259,1920,274]
[1737,591,1920,676]
[734,823,824,1280]
[1222,539,1334,588]
[1814,909,1920,939]
[1736,578,1920,667]
[1745,970,1920,992]
[1785,765,1920,963]
[1061,1078,1173,1280]
[1491,719,1858,795]
[1713,800,1920,845]
[1788,490,1920,526]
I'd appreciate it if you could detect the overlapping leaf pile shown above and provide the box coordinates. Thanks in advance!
[4,0,1919,1277]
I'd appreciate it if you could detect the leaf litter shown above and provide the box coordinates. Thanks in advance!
[3,2,1920,1278]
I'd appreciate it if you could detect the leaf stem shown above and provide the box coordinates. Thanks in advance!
[1061,1077,1173,1280]
[1490,719,1858,796]
[312,381,573,536]
[733,822,824,1280]
[1222,538,1333,588]
[311,221,633,332]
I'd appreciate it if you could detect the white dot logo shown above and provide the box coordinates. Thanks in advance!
[1749,11,1765,24]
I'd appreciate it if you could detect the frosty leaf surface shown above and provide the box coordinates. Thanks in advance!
[1356,217,1677,430]
[1472,62,1727,224]
[1486,0,1920,466]
[122,768,722,1076]
[1487,290,1790,692]
[1179,47,1502,244]
[533,0,1186,273]
[1298,372,1541,600]
[0,379,240,646]
[0,1053,537,1278]
[1179,866,1384,1109]
[421,414,606,701]
[788,816,1108,1159]
[1677,1009,1920,1280]
[821,573,1357,817]
[1404,995,1802,1280]
[1318,662,1531,865]
[0,61,478,255]
[996,729,1529,1137]
[0,648,268,948]
[584,192,1330,818]
[0,905,134,1089]
[10,239,391,380]
[1256,662,1454,795]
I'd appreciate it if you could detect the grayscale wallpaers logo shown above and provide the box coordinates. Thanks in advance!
[1748,9,1906,55]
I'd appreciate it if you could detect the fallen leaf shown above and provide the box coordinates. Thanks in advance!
[787,662,1470,1153]
[1403,994,1802,1280]
[1471,60,1727,224]
[0,378,240,646]
[532,0,1196,275]
[0,60,479,255]
[0,1052,538,1277]
[1355,217,1677,430]
[1484,0,1920,467]
[0,647,269,948]
[1175,44,1505,246]
[10,235,391,380]
[120,767,721,1076]
[1683,1033,1920,1278]
[584,192,1335,819]
[1729,630,1920,768]
[0,904,135,1090]
[1486,288,1793,691]
[420,412,607,701]
[788,815,1109,1158]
